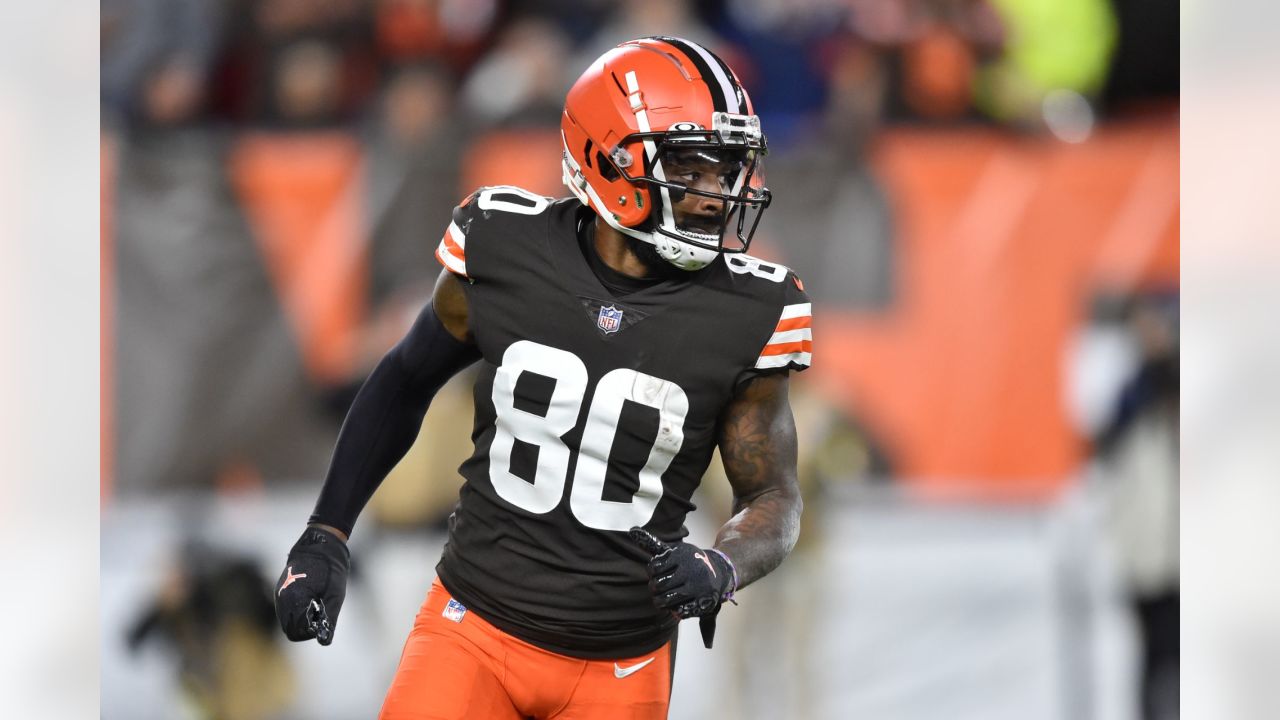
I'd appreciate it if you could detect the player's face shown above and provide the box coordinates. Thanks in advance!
[660,149,745,236]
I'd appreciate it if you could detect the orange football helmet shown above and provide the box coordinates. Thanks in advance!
[561,36,771,270]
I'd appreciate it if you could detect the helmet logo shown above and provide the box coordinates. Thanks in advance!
[670,121,703,132]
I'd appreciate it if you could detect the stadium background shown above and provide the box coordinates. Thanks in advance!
[99,1,1178,718]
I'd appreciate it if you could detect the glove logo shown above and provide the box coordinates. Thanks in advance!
[278,566,308,595]
[693,552,717,578]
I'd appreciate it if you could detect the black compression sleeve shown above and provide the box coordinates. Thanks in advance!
[308,304,479,536]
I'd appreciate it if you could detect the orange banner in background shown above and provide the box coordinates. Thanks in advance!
[103,117,1176,502]
[228,133,368,384]
[814,115,1178,498]
[461,129,565,199]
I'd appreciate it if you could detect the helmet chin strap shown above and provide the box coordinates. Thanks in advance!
[653,233,716,271]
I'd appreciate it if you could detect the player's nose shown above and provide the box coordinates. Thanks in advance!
[691,178,726,213]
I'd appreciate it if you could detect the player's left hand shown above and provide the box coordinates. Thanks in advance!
[628,527,736,619]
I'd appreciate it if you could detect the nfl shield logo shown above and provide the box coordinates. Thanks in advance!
[442,599,467,623]
[597,305,624,334]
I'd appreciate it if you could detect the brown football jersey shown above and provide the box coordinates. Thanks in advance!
[433,186,811,658]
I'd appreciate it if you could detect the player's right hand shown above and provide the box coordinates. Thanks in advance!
[275,526,350,646]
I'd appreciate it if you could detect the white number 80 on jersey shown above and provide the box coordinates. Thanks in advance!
[488,340,690,531]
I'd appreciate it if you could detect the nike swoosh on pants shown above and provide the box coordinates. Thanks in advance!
[613,657,656,679]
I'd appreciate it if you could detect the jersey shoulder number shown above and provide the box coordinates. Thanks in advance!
[435,186,553,278]
[723,254,813,372]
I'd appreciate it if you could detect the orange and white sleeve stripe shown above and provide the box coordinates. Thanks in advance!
[754,302,812,370]
[434,220,468,277]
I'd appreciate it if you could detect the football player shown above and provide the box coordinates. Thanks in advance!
[275,36,812,719]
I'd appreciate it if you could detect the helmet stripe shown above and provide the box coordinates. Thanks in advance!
[624,70,678,233]
[652,36,737,114]
[703,48,747,112]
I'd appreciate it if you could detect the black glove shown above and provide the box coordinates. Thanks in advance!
[275,526,350,646]
[629,527,738,648]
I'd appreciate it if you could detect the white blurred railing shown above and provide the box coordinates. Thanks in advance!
[101,481,1139,720]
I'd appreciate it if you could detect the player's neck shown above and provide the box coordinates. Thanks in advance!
[593,217,661,280]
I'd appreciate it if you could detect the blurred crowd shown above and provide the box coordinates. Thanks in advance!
[101,2,1177,719]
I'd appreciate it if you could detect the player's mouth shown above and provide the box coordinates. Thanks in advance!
[677,218,722,241]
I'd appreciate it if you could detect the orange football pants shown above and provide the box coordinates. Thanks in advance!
[379,578,674,719]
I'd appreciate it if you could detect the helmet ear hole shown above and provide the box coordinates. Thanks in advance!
[597,151,620,181]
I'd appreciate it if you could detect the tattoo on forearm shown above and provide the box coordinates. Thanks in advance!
[714,375,803,589]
